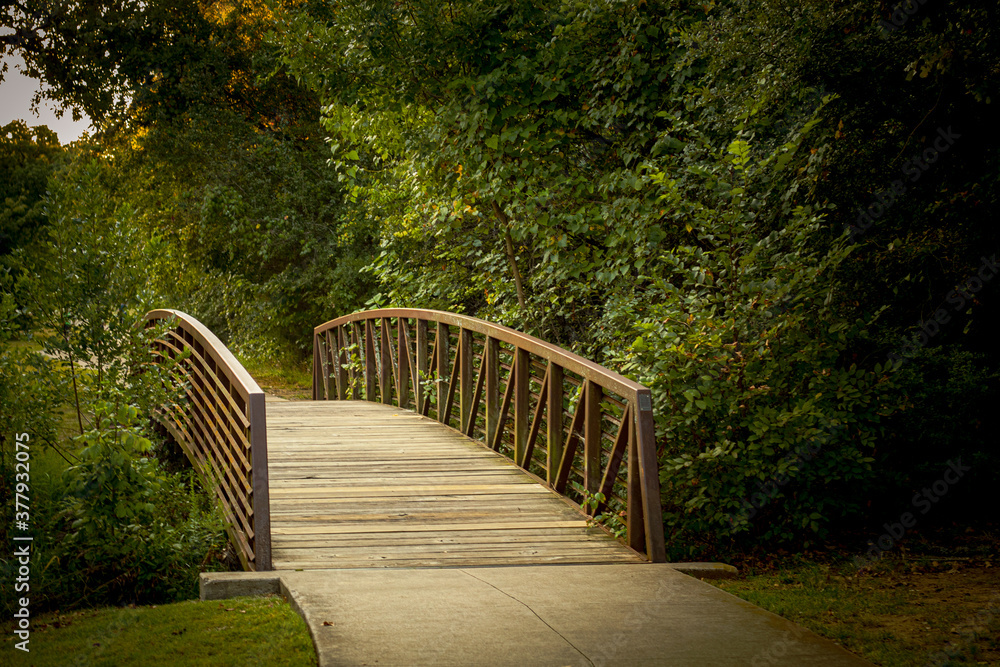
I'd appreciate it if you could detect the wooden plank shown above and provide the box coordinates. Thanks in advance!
[269,484,553,498]
[273,526,613,541]
[269,493,560,507]
[272,534,624,548]
[271,520,590,535]
[270,508,592,523]
[269,471,529,484]
[271,555,643,569]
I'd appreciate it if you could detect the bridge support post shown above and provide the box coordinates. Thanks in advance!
[249,392,272,571]
[634,392,667,562]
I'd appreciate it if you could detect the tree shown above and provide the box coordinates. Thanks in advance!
[1,0,213,123]
[0,120,62,259]
[271,0,706,342]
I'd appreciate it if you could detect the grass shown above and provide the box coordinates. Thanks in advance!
[2,595,315,666]
[708,556,1000,666]
[238,353,313,401]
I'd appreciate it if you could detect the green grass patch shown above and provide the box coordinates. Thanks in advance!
[239,353,312,401]
[3,595,315,666]
[709,559,1000,666]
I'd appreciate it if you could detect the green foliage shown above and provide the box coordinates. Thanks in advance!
[608,115,901,554]
[582,491,627,539]
[118,103,378,354]
[874,346,999,513]
[12,154,171,424]
[697,0,1000,526]
[1,148,227,611]
[0,287,66,540]
[42,403,227,607]
[3,0,228,124]
[270,0,702,338]
[0,121,62,259]
[269,0,892,552]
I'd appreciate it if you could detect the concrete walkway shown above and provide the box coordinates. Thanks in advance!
[201,564,871,666]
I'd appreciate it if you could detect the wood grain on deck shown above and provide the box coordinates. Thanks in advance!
[266,401,644,569]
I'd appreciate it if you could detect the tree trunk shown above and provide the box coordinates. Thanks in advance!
[491,200,526,311]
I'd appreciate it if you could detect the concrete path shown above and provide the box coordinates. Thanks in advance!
[201,564,871,666]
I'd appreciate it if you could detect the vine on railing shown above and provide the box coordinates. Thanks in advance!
[145,309,271,571]
[313,308,666,562]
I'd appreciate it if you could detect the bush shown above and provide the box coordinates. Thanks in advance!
[608,113,903,558]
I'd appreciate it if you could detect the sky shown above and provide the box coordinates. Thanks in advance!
[1,53,93,144]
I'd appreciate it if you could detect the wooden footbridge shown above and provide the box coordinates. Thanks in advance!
[145,309,666,572]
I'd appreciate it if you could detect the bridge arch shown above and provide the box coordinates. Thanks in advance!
[145,309,271,571]
[313,309,666,562]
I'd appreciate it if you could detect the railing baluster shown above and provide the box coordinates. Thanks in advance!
[585,382,603,497]
[466,341,487,438]
[416,319,428,415]
[365,320,376,401]
[496,348,516,453]
[380,318,393,404]
[397,318,411,410]
[555,381,587,493]
[546,362,563,487]
[336,326,348,400]
[459,328,473,433]
[485,336,500,448]
[313,331,323,400]
[635,393,667,561]
[597,404,630,516]
[514,348,530,465]
[436,322,449,421]
[349,323,361,399]
[523,363,549,470]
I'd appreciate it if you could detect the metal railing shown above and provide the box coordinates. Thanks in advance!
[145,309,271,571]
[313,308,666,562]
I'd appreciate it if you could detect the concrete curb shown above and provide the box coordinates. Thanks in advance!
[199,571,282,600]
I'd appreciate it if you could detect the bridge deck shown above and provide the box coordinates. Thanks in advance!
[266,401,645,569]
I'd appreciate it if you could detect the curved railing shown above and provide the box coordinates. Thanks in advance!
[145,309,271,571]
[313,308,666,562]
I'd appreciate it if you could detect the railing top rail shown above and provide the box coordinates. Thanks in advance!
[145,309,264,401]
[314,308,647,401]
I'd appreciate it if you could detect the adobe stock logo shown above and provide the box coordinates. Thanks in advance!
[852,458,971,570]
[848,126,961,241]
[880,0,931,33]
[889,253,999,366]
